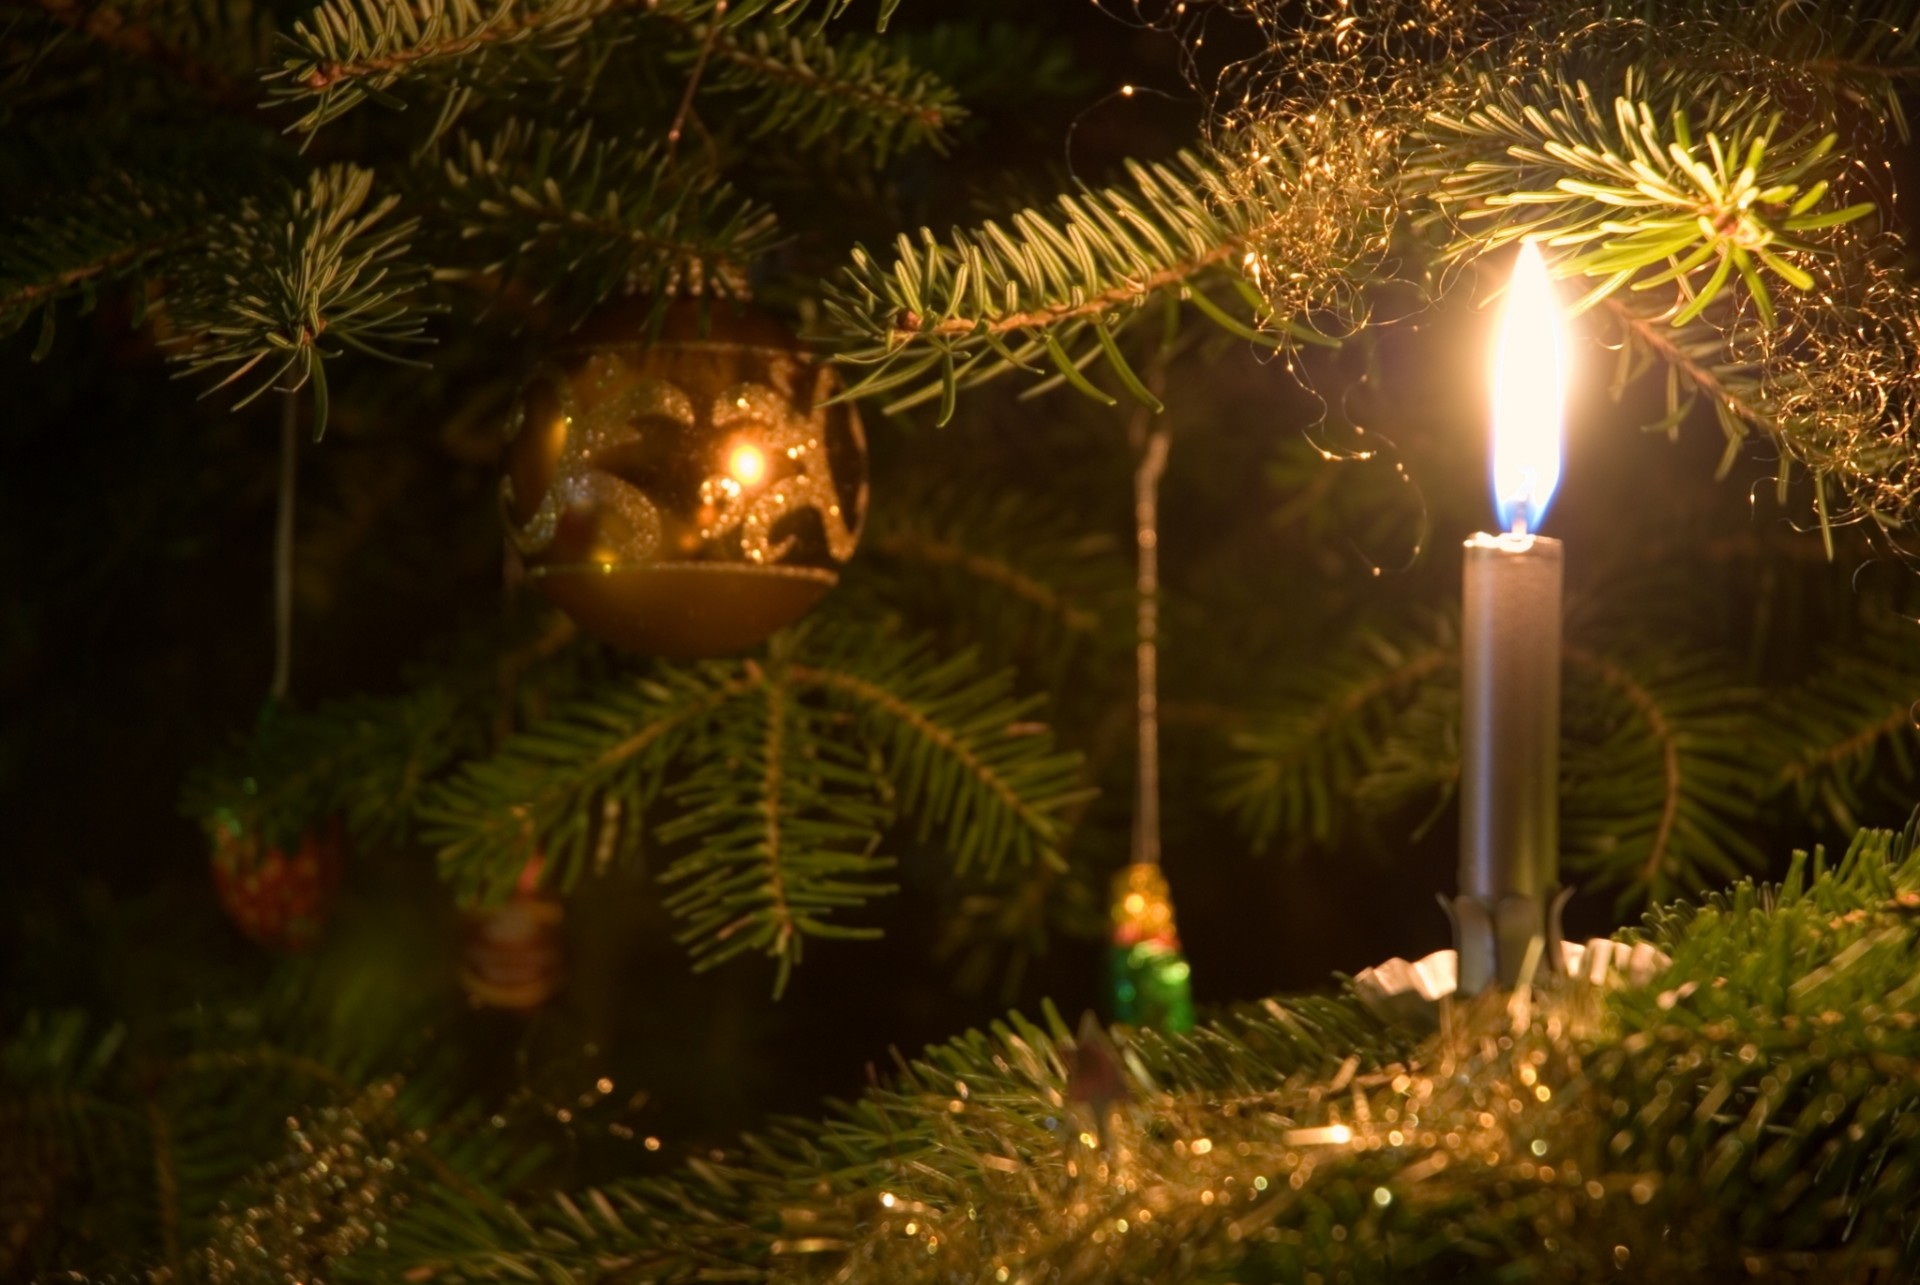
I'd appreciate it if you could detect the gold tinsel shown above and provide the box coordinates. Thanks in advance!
[196,1081,411,1284]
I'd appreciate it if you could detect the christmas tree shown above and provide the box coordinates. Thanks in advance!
[11,0,1920,1278]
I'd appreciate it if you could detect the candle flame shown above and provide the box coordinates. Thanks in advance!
[1491,242,1567,534]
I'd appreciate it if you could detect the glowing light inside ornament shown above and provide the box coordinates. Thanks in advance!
[1490,242,1567,535]
[728,443,768,487]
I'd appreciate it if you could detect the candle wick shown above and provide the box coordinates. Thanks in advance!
[1510,511,1529,538]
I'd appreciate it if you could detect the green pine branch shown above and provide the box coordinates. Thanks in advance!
[1598,289,1772,459]
[421,660,754,902]
[823,126,1329,423]
[1222,618,1766,906]
[1769,607,1920,832]
[179,680,481,852]
[1412,63,1875,323]
[1561,643,1764,908]
[1679,0,1920,138]
[657,661,894,996]
[859,489,1129,685]
[48,827,1920,1280]
[872,499,1120,634]
[0,174,206,352]
[688,21,962,164]
[267,0,901,133]
[378,825,1920,1282]
[435,119,779,315]
[378,994,1403,1282]
[14,0,260,107]
[167,164,432,438]
[423,622,1084,990]
[2,960,539,1281]
[791,634,1089,877]
[1219,623,1453,850]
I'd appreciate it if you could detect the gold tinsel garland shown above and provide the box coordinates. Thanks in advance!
[197,1082,412,1284]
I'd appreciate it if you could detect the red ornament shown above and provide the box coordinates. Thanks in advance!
[460,857,564,1010]
[209,811,343,950]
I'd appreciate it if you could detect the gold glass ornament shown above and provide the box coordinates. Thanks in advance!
[502,300,868,657]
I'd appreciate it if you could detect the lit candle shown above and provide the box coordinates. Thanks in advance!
[1452,242,1568,995]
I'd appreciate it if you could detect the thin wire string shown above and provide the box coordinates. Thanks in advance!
[271,391,298,702]
[1132,426,1171,869]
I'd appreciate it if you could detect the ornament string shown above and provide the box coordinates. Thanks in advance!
[1131,423,1170,870]
[271,391,298,703]
[1109,360,1196,1034]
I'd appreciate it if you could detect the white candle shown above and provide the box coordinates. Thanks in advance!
[1453,243,1569,995]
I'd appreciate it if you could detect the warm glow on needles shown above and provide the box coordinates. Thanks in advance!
[1490,242,1567,535]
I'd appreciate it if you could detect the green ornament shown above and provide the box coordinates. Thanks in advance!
[1110,939,1195,1032]
[1108,862,1195,1032]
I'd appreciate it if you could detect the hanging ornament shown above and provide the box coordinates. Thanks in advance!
[1105,413,1195,1034]
[460,857,565,1010]
[500,300,869,657]
[1108,862,1195,1032]
[208,809,343,951]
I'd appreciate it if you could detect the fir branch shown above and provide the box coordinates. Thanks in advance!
[17,0,248,104]
[167,164,431,438]
[680,19,962,163]
[1683,0,1920,138]
[1566,645,1680,892]
[1560,643,1764,906]
[385,827,1920,1282]
[792,655,1086,876]
[268,0,899,133]
[1600,292,1774,441]
[434,119,778,316]
[180,673,482,853]
[1220,626,1452,850]
[383,996,1403,1282]
[657,660,893,995]
[426,625,1080,989]
[268,0,646,131]
[0,173,213,348]
[824,128,1325,421]
[1225,620,1763,904]
[422,663,755,901]
[1769,608,1920,831]
[857,490,1130,686]
[1413,63,1875,321]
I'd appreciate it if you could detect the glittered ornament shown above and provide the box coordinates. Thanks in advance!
[1108,863,1195,1032]
[208,809,342,951]
[460,857,564,1010]
[501,300,868,657]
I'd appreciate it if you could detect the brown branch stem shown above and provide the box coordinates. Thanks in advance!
[1774,704,1915,790]
[897,242,1240,342]
[1,229,197,314]
[1602,295,1775,434]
